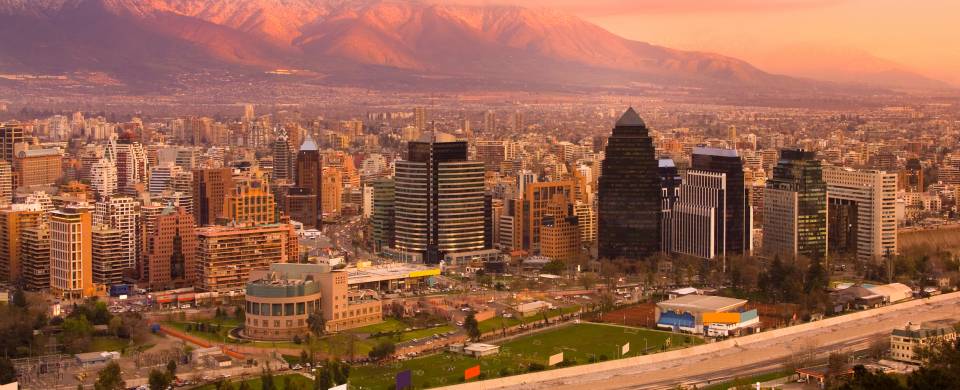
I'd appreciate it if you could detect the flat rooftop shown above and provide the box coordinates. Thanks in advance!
[346,263,441,285]
[657,294,747,313]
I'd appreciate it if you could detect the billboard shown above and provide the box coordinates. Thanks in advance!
[465,365,480,380]
[548,352,564,366]
[396,370,412,390]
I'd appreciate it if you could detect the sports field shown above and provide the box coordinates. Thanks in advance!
[350,322,701,389]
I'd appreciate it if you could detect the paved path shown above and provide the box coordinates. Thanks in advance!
[437,292,960,390]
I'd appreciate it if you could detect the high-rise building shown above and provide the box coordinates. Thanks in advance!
[0,124,26,163]
[573,201,596,245]
[0,161,12,205]
[91,226,126,286]
[684,147,752,257]
[143,206,197,290]
[483,110,496,134]
[476,140,506,172]
[495,204,519,251]
[162,191,193,217]
[192,168,234,226]
[197,223,298,293]
[823,166,897,262]
[659,158,681,253]
[149,163,183,196]
[540,194,580,262]
[243,103,255,122]
[94,196,140,281]
[762,149,828,260]
[295,135,323,227]
[108,136,148,195]
[13,147,63,188]
[370,178,395,253]
[671,170,728,259]
[938,153,960,185]
[224,175,277,225]
[283,189,318,228]
[321,167,343,218]
[0,204,43,284]
[519,180,574,252]
[512,110,523,132]
[598,108,661,261]
[272,135,294,182]
[414,107,427,131]
[50,207,94,299]
[340,119,364,137]
[20,223,50,291]
[898,158,925,192]
[90,159,117,200]
[394,133,486,263]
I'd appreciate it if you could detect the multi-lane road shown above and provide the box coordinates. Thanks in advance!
[439,292,960,390]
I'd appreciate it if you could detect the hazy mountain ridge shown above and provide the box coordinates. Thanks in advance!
[0,0,843,92]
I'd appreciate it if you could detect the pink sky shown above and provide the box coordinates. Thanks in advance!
[462,0,960,84]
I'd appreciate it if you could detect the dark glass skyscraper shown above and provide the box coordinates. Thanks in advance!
[295,135,322,227]
[690,147,751,256]
[762,149,827,260]
[598,108,661,261]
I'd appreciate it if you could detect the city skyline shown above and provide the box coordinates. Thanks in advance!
[1,2,960,390]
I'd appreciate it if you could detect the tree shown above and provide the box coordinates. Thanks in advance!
[234,306,244,322]
[909,338,960,388]
[368,340,396,361]
[299,350,309,366]
[260,367,276,390]
[166,360,177,378]
[541,260,565,275]
[464,313,480,341]
[93,362,125,390]
[11,289,27,309]
[148,369,172,390]
[579,273,598,290]
[0,357,16,384]
[825,351,850,389]
[108,316,123,337]
[837,365,905,390]
[329,359,350,386]
[805,257,829,294]
[306,313,325,336]
[238,382,251,390]
[314,367,332,390]
[63,315,94,340]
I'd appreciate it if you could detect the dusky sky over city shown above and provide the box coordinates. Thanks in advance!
[464,0,960,86]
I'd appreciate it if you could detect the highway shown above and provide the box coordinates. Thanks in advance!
[437,292,960,390]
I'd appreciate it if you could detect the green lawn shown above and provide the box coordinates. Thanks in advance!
[349,318,408,334]
[478,306,581,334]
[350,322,700,389]
[193,373,312,390]
[370,325,456,343]
[164,319,239,345]
[163,319,379,354]
[88,336,130,353]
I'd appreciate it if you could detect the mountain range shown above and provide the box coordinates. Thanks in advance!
[0,0,942,94]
